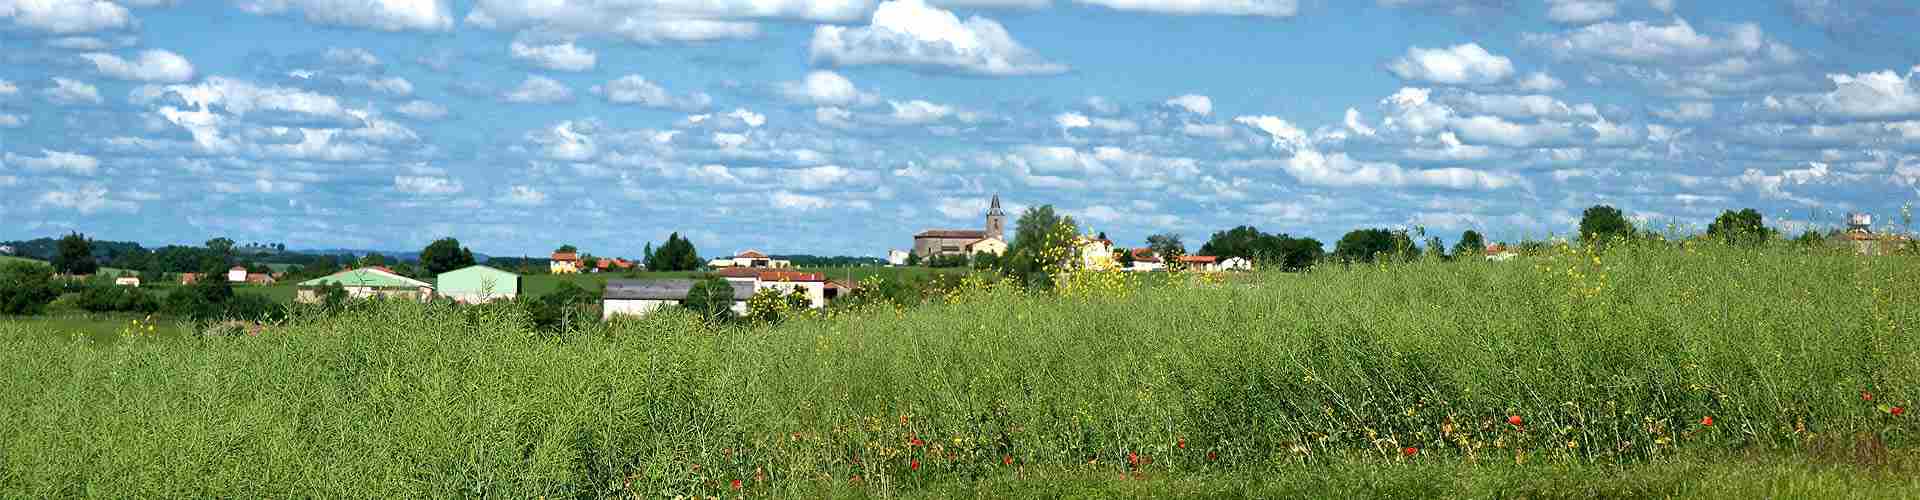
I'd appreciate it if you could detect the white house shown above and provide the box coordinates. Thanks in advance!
[603,279,754,320]
[226,266,248,283]
[1127,248,1164,272]
[0,245,14,255]
[717,268,829,308]
[114,276,141,287]
[707,250,793,269]
[887,249,910,266]
[1218,257,1253,271]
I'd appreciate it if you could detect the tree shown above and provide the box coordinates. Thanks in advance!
[1145,233,1185,260]
[1197,225,1323,271]
[555,244,578,254]
[0,261,60,315]
[1423,236,1446,260]
[683,277,737,323]
[53,232,98,275]
[1794,230,1826,247]
[205,237,235,257]
[1334,229,1401,263]
[642,242,654,269]
[1707,208,1775,246]
[1578,205,1635,247]
[359,252,388,267]
[420,237,477,275]
[1452,230,1487,256]
[1002,205,1078,287]
[648,233,703,271]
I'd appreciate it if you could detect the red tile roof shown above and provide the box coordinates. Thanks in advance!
[915,229,988,239]
[1130,248,1161,263]
[759,271,825,282]
[552,252,578,261]
[736,250,768,259]
[1178,255,1219,264]
[716,267,761,278]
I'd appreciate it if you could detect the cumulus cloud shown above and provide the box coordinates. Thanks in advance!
[1528,18,1791,64]
[466,0,867,44]
[394,100,448,120]
[510,41,597,71]
[1649,0,1674,13]
[1546,0,1616,24]
[323,47,381,68]
[0,79,17,97]
[501,185,547,206]
[340,75,413,95]
[0,113,25,128]
[5,149,99,175]
[1074,0,1298,17]
[1386,43,1515,86]
[503,75,574,103]
[1651,101,1714,121]
[1164,94,1212,115]
[810,0,1067,76]
[0,0,131,34]
[527,120,598,161]
[771,190,834,210]
[1762,67,1920,119]
[43,77,103,105]
[1055,111,1138,134]
[776,70,876,107]
[37,185,134,214]
[394,175,463,195]
[592,75,712,111]
[1515,71,1565,92]
[80,49,195,82]
[233,0,455,32]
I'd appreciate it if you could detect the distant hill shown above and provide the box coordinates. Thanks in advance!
[292,249,492,263]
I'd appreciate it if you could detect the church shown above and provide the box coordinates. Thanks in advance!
[912,195,1009,259]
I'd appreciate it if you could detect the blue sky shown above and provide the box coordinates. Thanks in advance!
[2,0,1918,258]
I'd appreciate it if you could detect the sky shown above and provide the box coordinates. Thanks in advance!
[2,0,1918,258]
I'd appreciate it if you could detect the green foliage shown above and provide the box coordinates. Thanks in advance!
[1334,228,1413,263]
[923,253,969,268]
[648,233,703,272]
[1423,236,1446,260]
[523,281,599,333]
[1145,233,1185,260]
[1580,205,1636,247]
[419,237,477,275]
[0,261,60,315]
[745,287,811,324]
[73,282,160,314]
[359,253,389,267]
[682,277,736,323]
[1003,205,1078,286]
[1199,226,1323,271]
[1707,208,1777,246]
[1452,230,1487,256]
[53,232,98,276]
[205,237,235,257]
[555,244,577,254]
[0,245,1914,497]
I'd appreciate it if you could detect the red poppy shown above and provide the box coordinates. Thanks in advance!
[908,437,924,447]
[1508,415,1524,426]
[730,479,742,490]
[909,459,920,471]
[1894,407,1906,416]
[1402,447,1418,457]
[1700,416,1714,426]
[1127,451,1141,467]
[1862,391,1874,402]
[1206,451,1217,462]
[849,475,861,483]
[1003,455,1013,465]
[1177,438,1186,449]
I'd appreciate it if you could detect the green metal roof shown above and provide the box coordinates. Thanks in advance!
[436,265,521,294]
[297,267,433,289]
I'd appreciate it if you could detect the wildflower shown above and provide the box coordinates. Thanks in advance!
[1003,455,1013,465]
[1862,392,1873,402]
[1402,447,1418,457]
[908,436,924,447]
[1894,407,1906,416]
[730,479,741,490]
[1700,416,1714,427]
[1566,440,1578,449]
[1177,438,1186,449]
[909,459,920,471]
[1127,451,1140,467]
[1507,415,1524,427]
[1206,451,1217,462]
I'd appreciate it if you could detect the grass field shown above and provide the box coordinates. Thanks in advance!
[0,314,193,343]
[1,244,1914,497]
[0,255,131,277]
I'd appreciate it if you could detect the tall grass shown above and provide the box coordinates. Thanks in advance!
[0,244,1914,497]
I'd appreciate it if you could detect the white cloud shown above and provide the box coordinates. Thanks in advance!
[1164,94,1212,115]
[1054,111,1138,134]
[394,175,463,195]
[1450,115,1576,147]
[1515,71,1565,92]
[322,47,380,67]
[1762,67,1920,119]
[5,150,99,175]
[340,75,413,95]
[1386,43,1516,86]
[1234,115,1309,149]
[510,41,597,71]
[0,0,131,34]
[80,49,195,82]
[43,77,103,105]
[36,185,133,214]
[728,108,767,128]
[1345,108,1376,136]
[466,0,866,44]
[1269,149,1520,190]
[1528,19,1781,64]
[503,75,573,103]
[881,99,953,124]
[233,0,455,32]
[771,190,832,210]
[1181,122,1232,138]
[1444,93,1598,119]
[501,185,548,206]
[1546,0,1616,24]
[1649,0,1674,13]
[0,79,16,97]
[776,70,875,107]
[0,113,25,128]
[592,75,712,111]
[1652,101,1713,121]
[527,120,597,161]
[810,0,1067,76]
[1074,0,1298,17]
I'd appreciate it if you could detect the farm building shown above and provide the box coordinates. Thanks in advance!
[1177,255,1220,272]
[436,265,521,304]
[114,276,141,287]
[717,268,829,308]
[295,267,435,303]
[550,252,582,274]
[708,250,792,269]
[1218,257,1253,271]
[226,266,248,283]
[1128,248,1164,272]
[602,279,753,320]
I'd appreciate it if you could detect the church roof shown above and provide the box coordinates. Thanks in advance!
[915,229,988,239]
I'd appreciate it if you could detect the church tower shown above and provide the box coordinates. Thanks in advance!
[985,194,1006,239]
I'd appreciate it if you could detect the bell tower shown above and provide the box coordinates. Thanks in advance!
[985,194,1006,239]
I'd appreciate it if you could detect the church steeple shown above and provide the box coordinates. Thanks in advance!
[985,194,1006,239]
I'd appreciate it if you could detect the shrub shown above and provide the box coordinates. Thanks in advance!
[0,261,59,315]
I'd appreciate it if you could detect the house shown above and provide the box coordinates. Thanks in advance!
[114,276,141,287]
[709,250,793,269]
[602,279,753,320]
[1127,248,1165,272]
[1218,257,1253,271]
[593,258,636,272]
[226,266,248,283]
[887,249,910,266]
[1177,255,1220,272]
[294,267,435,303]
[1073,235,1118,271]
[1833,212,1911,256]
[179,273,200,285]
[0,245,13,255]
[245,273,275,285]
[716,268,829,308]
[436,265,521,304]
[912,195,1008,259]
[550,252,581,274]
[1486,244,1519,261]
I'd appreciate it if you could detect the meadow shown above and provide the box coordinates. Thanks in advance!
[0,244,1914,498]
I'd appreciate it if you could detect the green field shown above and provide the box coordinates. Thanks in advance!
[0,314,193,343]
[1,245,1914,497]
[0,255,131,277]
